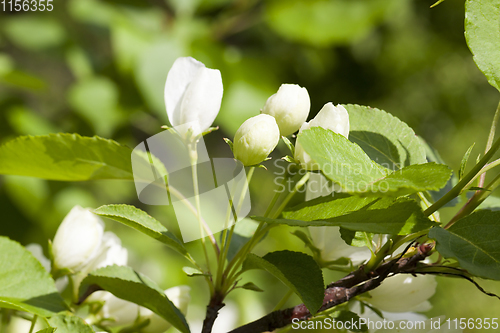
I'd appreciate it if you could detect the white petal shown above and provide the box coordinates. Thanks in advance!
[52,206,104,272]
[368,275,438,313]
[164,57,206,127]
[309,103,350,138]
[179,66,223,137]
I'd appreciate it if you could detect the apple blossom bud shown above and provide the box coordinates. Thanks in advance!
[233,114,280,166]
[164,57,223,139]
[261,84,310,136]
[51,206,104,272]
[295,103,350,170]
[367,274,437,313]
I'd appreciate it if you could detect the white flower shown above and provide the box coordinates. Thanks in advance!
[51,206,104,272]
[164,57,223,139]
[72,232,128,298]
[295,102,349,170]
[367,274,437,313]
[233,114,280,166]
[261,84,310,136]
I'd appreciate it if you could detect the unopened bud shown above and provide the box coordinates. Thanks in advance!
[295,103,349,170]
[233,114,280,166]
[261,84,310,136]
[52,206,104,272]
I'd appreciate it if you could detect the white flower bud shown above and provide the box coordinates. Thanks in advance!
[164,57,223,139]
[367,274,437,313]
[295,103,350,170]
[52,206,104,272]
[261,84,310,136]
[233,114,280,166]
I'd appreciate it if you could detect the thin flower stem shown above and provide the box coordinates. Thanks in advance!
[479,100,500,188]
[223,172,311,292]
[221,173,289,285]
[271,172,310,219]
[28,315,37,333]
[216,167,255,291]
[189,146,218,295]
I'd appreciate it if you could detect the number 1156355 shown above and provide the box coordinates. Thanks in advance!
[1,0,53,12]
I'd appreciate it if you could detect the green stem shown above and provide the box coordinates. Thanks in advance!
[424,134,500,216]
[445,171,500,228]
[189,145,217,296]
[364,238,395,273]
[271,172,310,219]
[273,289,293,311]
[216,167,255,291]
[223,172,311,292]
[461,158,500,193]
[479,100,500,188]
[28,315,37,333]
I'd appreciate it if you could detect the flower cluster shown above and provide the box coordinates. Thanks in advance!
[163,56,350,168]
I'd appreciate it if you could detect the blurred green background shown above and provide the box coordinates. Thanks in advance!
[1,0,499,332]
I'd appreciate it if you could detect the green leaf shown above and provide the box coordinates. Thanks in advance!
[182,267,209,277]
[465,0,500,91]
[0,237,67,317]
[298,127,387,186]
[367,163,452,197]
[420,137,460,207]
[240,282,264,292]
[429,210,500,280]
[340,228,373,248]
[459,143,475,179]
[256,194,436,235]
[242,251,324,314]
[345,104,427,170]
[35,329,56,333]
[299,128,451,195]
[0,134,150,181]
[47,314,95,333]
[79,265,190,333]
[93,204,187,256]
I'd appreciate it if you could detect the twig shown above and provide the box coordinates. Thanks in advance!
[227,244,432,333]
[202,293,225,333]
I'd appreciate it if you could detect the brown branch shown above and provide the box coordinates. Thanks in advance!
[228,245,432,333]
[202,293,225,333]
